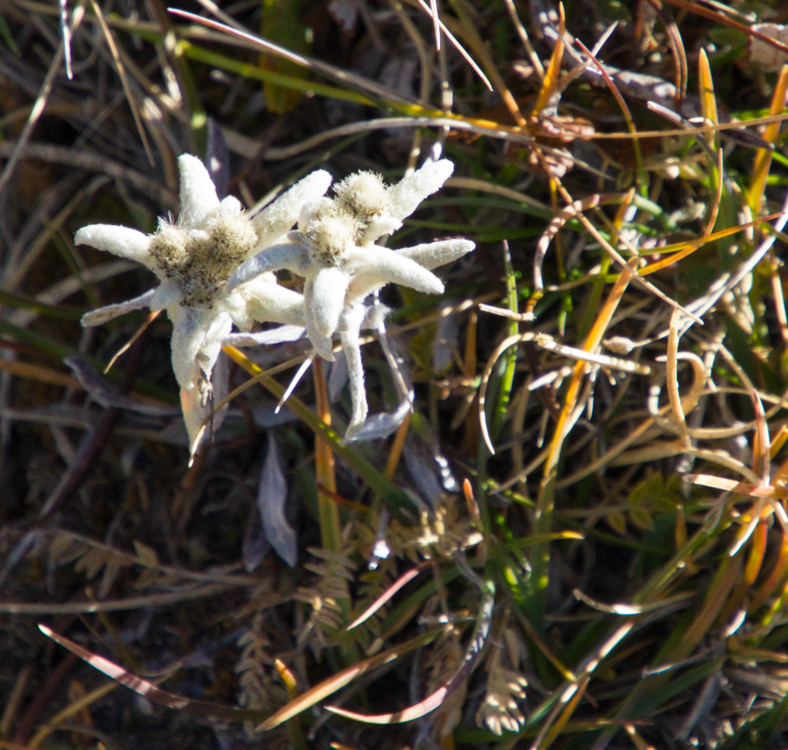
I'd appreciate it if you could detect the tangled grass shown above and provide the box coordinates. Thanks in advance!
[1,0,788,748]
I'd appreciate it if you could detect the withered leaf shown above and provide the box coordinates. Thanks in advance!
[258,434,297,567]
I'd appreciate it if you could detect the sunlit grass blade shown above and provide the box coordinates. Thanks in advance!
[532,15,564,116]
[573,589,694,616]
[749,64,788,213]
[105,310,161,373]
[39,624,265,722]
[326,579,494,724]
[383,412,411,480]
[577,188,633,340]
[347,562,429,631]
[658,1,688,102]
[698,48,719,148]
[531,676,589,750]
[413,0,493,92]
[257,629,440,730]
[639,212,782,275]
[274,659,307,750]
[665,310,690,448]
[683,474,788,498]
[179,40,377,106]
[719,509,768,623]
[751,533,788,613]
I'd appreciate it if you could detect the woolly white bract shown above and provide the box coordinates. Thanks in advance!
[230,159,475,435]
[76,154,330,456]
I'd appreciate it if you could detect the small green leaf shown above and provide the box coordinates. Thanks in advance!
[608,511,627,536]
[629,506,655,532]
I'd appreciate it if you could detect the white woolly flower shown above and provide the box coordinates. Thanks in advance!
[76,154,330,456]
[229,159,475,436]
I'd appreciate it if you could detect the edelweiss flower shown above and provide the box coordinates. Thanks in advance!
[229,159,475,435]
[76,154,330,454]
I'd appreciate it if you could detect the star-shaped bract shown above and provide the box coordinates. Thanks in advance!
[229,158,474,435]
[76,154,330,454]
[231,159,468,360]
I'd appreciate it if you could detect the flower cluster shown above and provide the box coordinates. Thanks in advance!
[76,154,473,455]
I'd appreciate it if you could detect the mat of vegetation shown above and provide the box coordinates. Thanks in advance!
[1,1,788,748]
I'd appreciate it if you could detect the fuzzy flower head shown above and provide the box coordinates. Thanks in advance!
[76,154,330,454]
[147,200,256,307]
[148,155,262,305]
[291,171,394,271]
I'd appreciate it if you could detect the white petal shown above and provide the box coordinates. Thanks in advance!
[338,299,369,332]
[360,215,402,245]
[309,267,350,337]
[253,170,333,246]
[75,225,153,268]
[198,312,234,382]
[246,283,305,327]
[216,288,252,330]
[303,290,336,361]
[396,239,475,270]
[348,246,444,295]
[178,154,220,227]
[149,282,181,310]
[225,325,306,347]
[227,242,308,291]
[340,327,368,438]
[181,386,211,459]
[218,195,243,215]
[180,354,229,463]
[234,273,305,328]
[169,306,210,391]
[81,288,155,327]
[386,159,454,220]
